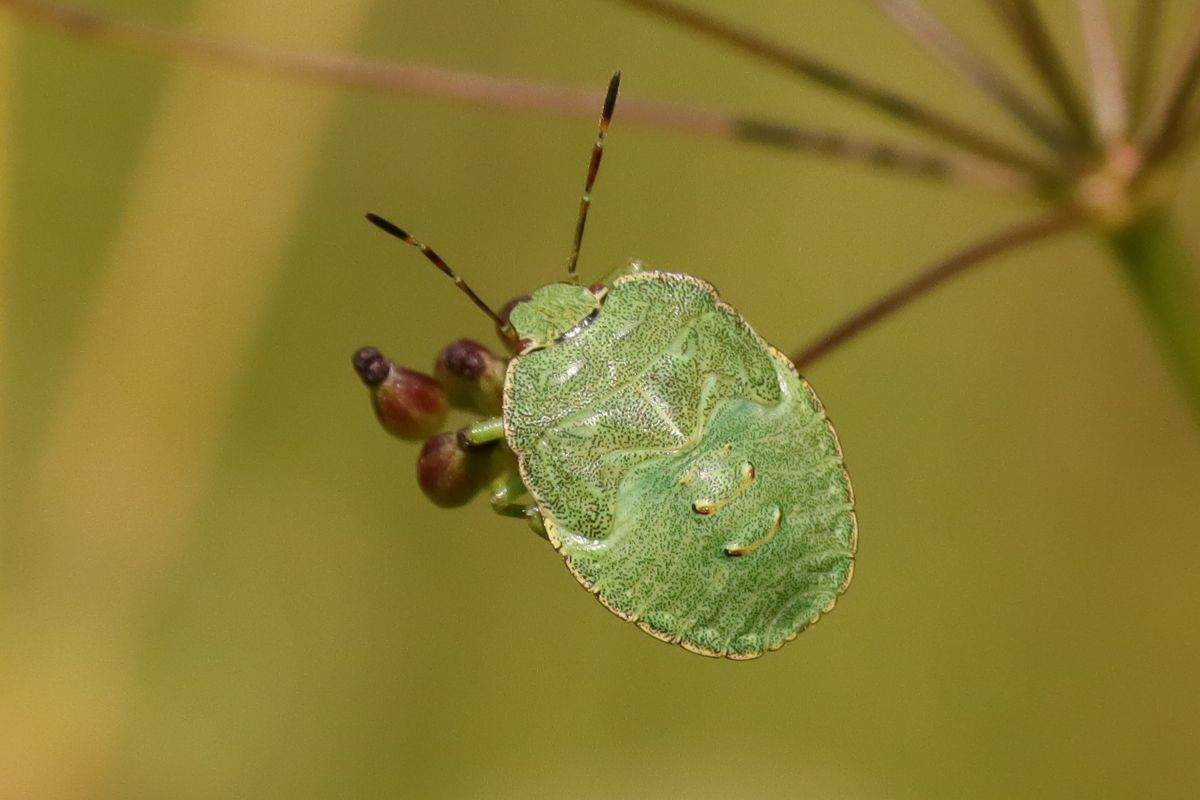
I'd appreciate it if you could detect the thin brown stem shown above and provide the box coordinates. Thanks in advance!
[608,0,1059,179]
[1142,6,1200,165]
[727,119,1029,191]
[988,0,1096,149]
[1127,0,1163,126]
[0,0,1030,193]
[1078,0,1128,143]
[870,0,1073,151]
[792,209,1083,369]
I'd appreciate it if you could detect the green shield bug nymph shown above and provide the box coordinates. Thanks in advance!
[355,72,857,659]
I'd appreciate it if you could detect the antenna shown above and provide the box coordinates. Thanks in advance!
[565,70,621,283]
[365,213,512,337]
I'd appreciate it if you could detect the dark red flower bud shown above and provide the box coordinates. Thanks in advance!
[433,338,506,414]
[352,346,391,386]
[352,346,448,441]
[416,432,494,507]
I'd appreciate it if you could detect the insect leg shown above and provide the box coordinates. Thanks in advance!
[459,417,505,448]
[594,258,646,289]
[524,507,548,540]
[489,471,548,540]
[489,471,530,517]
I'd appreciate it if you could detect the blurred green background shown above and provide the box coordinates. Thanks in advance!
[2,1,1199,797]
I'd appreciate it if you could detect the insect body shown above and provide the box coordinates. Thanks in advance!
[505,272,856,657]
[357,72,856,658]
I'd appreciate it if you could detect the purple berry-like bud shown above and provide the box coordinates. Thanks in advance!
[434,338,506,414]
[352,346,448,441]
[375,368,448,441]
[352,346,390,386]
[416,432,493,507]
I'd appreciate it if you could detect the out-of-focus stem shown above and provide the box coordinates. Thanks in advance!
[871,0,1072,151]
[1108,208,1200,424]
[988,0,1096,149]
[0,15,14,534]
[1142,7,1200,164]
[1078,0,1128,143]
[0,0,1030,192]
[1127,0,1163,125]
[792,209,1083,369]
[609,0,1059,179]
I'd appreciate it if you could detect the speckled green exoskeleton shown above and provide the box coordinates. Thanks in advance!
[356,72,856,659]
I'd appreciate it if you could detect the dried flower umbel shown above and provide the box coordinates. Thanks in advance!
[5,0,1198,421]
[609,0,1200,420]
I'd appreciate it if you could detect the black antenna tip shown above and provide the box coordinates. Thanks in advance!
[603,71,621,118]
[365,212,408,240]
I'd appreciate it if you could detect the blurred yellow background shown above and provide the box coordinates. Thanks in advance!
[2,1,1199,797]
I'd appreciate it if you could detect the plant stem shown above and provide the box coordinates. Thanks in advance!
[871,0,1072,151]
[792,209,1082,369]
[987,0,1096,149]
[0,0,1028,192]
[1108,208,1200,423]
[1078,0,1128,143]
[1142,6,1200,164]
[608,0,1059,179]
[1127,0,1163,126]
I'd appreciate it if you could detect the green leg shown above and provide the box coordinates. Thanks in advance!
[523,507,548,540]
[460,417,505,448]
[596,258,646,289]
[489,470,531,517]
[489,470,548,540]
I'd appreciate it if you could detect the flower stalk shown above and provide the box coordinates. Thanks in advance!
[1108,208,1200,422]
[4,0,1200,424]
[0,0,1023,191]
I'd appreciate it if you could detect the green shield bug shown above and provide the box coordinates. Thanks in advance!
[355,72,857,659]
